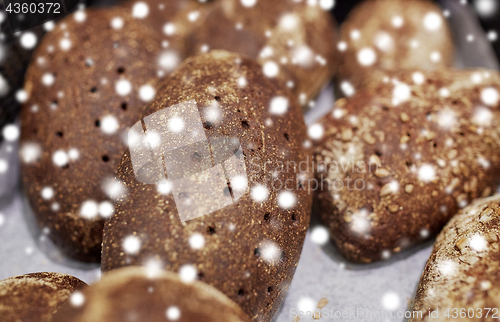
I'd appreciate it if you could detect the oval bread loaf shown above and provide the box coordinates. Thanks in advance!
[313,69,500,263]
[20,8,165,262]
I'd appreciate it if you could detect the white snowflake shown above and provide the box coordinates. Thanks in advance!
[277,191,296,209]
[20,32,37,49]
[98,201,114,218]
[423,12,442,31]
[123,235,141,254]
[381,291,400,311]
[159,50,180,72]
[310,226,329,245]
[100,115,119,134]
[258,240,282,265]
[269,96,289,115]
[418,164,436,182]
[2,124,19,141]
[481,87,499,106]
[0,159,7,173]
[179,264,197,283]
[307,123,324,140]
[41,187,54,200]
[110,17,124,30]
[115,79,132,96]
[70,292,85,307]
[188,233,205,250]
[20,143,42,163]
[80,200,98,219]
[240,0,257,7]
[263,61,279,77]
[132,2,149,18]
[166,306,181,321]
[168,116,185,133]
[357,47,376,66]
[52,150,69,167]
[59,38,72,51]
[251,185,269,203]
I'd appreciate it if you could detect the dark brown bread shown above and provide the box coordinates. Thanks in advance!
[51,267,251,322]
[337,0,453,95]
[0,10,45,140]
[187,0,339,106]
[0,272,86,322]
[122,0,212,61]
[20,8,164,262]
[102,51,312,322]
[313,69,500,263]
[411,195,500,322]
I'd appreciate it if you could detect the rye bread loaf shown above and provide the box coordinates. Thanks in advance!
[101,50,312,322]
[20,7,164,262]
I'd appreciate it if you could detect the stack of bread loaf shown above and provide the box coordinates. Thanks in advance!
[3,1,335,321]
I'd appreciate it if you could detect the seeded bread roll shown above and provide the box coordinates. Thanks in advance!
[187,0,338,107]
[312,69,500,263]
[411,195,500,322]
[20,8,164,262]
[0,272,86,322]
[52,267,251,322]
[337,0,453,96]
[102,51,312,322]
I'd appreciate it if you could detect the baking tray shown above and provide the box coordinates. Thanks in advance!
[0,1,498,321]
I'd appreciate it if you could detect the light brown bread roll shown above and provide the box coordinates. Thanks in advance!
[337,0,453,96]
[0,272,86,322]
[411,195,500,322]
[51,267,251,322]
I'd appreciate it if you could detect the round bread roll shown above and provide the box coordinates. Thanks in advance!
[411,195,500,322]
[52,267,251,322]
[0,272,86,322]
[187,0,338,107]
[312,69,500,263]
[102,51,312,322]
[20,8,165,262]
[337,0,453,96]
